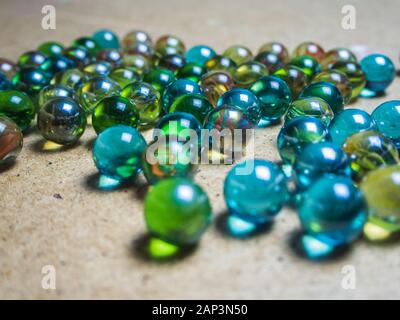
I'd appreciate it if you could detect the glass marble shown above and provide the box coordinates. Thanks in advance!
[254,51,285,73]
[0,90,35,131]
[157,54,186,72]
[223,45,253,66]
[185,45,216,66]
[285,97,333,126]
[292,42,325,63]
[92,96,139,134]
[361,165,400,231]
[360,54,395,94]
[93,29,120,49]
[313,70,352,104]
[51,68,88,90]
[124,43,157,61]
[343,131,399,181]
[328,109,376,146]
[0,72,12,91]
[72,37,100,56]
[38,41,64,57]
[273,65,308,99]
[321,48,357,69]
[277,116,329,164]
[169,93,213,123]
[143,68,176,92]
[372,100,400,150]
[289,55,321,79]
[298,174,367,247]
[40,56,76,78]
[162,79,202,112]
[38,84,75,109]
[12,67,51,98]
[83,61,112,77]
[142,138,197,184]
[122,30,152,48]
[293,141,351,190]
[37,97,86,145]
[77,76,121,113]
[224,159,289,224]
[0,116,23,165]
[144,178,212,246]
[299,81,344,114]
[331,61,366,101]
[258,42,289,63]
[0,58,19,80]
[62,46,92,68]
[216,88,261,125]
[204,55,237,75]
[109,67,141,88]
[154,112,202,141]
[204,104,252,130]
[121,81,161,127]
[176,62,206,82]
[233,61,268,88]
[93,125,147,181]
[122,54,152,75]
[155,35,185,56]
[18,51,47,69]
[199,71,235,108]
[96,49,123,68]
[250,76,292,126]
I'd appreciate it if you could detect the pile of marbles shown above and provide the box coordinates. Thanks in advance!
[0,29,400,259]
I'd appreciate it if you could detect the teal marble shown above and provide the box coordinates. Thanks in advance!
[169,93,213,123]
[93,125,147,181]
[293,141,351,190]
[250,76,292,127]
[328,109,376,146]
[176,62,206,82]
[185,45,216,66]
[299,81,344,114]
[360,54,395,95]
[298,174,367,247]
[372,100,400,150]
[277,116,329,164]
[216,88,261,125]
[93,29,120,49]
[12,67,51,98]
[162,79,202,112]
[0,72,12,91]
[224,159,289,224]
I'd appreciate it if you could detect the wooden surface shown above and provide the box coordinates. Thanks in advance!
[1,0,400,299]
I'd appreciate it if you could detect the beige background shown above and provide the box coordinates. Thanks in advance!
[1,0,400,299]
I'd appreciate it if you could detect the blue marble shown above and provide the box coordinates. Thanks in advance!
[224,159,290,224]
[185,45,216,66]
[372,100,400,150]
[0,72,12,91]
[297,174,367,247]
[93,29,120,49]
[293,141,351,190]
[162,79,202,112]
[277,116,329,165]
[328,108,376,146]
[360,54,395,95]
[93,125,147,181]
[216,88,261,125]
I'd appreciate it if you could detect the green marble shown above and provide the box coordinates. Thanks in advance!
[83,61,112,77]
[38,84,75,109]
[143,68,176,92]
[204,55,237,75]
[273,65,308,99]
[289,55,321,79]
[155,35,185,56]
[121,81,162,127]
[109,67,141,88]
[144,178,212,246]
[285,97,334,126]
[92,95,139,134]
[0,90,35,131]
[330,61,366,101]
[12,67,51,98]
[169,93,213,123]
[51,68,88,90]
[162,79,202,112]
[233,61,268,88]
[72,37,100,56]
[62,46,92,68]
[18,51,47,69]
[176,62,206,82]
[38,41,64,57]
[223,45,253,66]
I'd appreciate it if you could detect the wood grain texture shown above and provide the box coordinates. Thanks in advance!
[0,0,399,299]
